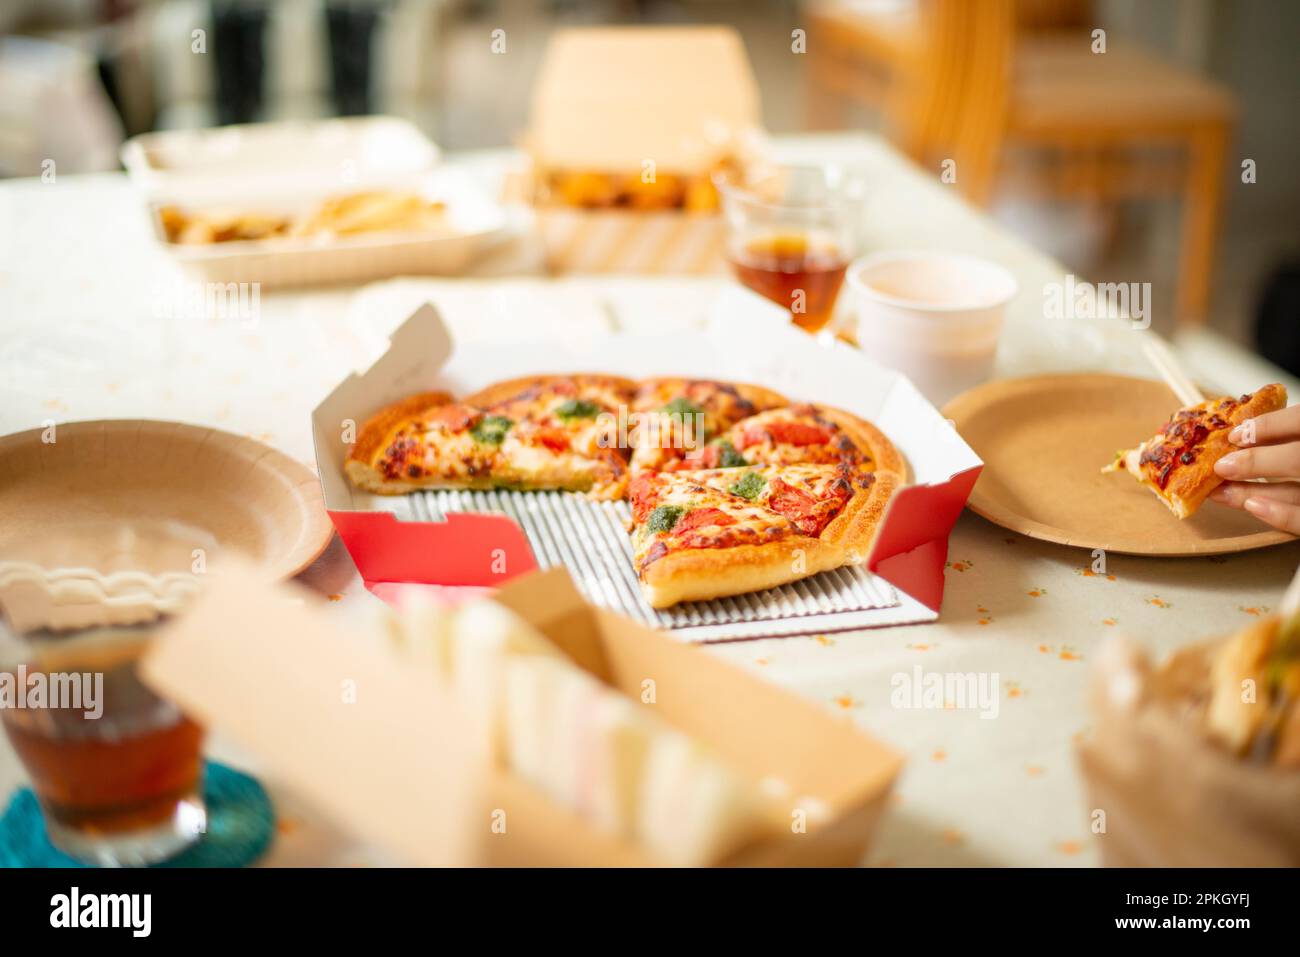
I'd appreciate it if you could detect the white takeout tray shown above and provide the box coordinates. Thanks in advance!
[122,116,441,205]
[145,170,514,288]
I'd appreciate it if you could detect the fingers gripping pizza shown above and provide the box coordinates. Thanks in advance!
[346,375,905,608]
[1104,384,1287,518]
[346,374,636,500]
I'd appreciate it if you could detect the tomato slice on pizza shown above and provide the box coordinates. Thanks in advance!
[1104,383,1287,518]
[627,462,899,609]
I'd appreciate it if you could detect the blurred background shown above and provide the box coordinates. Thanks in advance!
[1,0,1296,357]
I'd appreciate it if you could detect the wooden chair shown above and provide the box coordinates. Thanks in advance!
[806,0,1238,325]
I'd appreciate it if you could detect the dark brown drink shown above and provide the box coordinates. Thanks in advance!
[729,232,849,332]
[0,631,205,864]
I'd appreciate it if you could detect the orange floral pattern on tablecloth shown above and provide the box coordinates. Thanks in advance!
[1076,567,1117,582]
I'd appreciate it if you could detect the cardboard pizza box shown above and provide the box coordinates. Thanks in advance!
[142,560,903,867]
[310,285,983,638]
[521,26,762,274]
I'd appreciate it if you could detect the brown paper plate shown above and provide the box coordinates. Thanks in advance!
[943,374,1296,556]
[0,420,333,627]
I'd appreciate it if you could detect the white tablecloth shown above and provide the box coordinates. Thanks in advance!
[2,133,1297,866]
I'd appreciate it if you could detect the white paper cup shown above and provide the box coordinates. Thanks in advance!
[846,251,1017,406]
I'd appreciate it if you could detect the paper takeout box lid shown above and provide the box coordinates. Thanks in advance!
[141,559,486,866]
[528,26,760,172]
[310,286,982,630]
[143,561,903,866]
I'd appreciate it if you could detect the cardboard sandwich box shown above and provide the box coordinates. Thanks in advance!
[312,286,982,640]
[142,561,904,866]
[521,26,762,274]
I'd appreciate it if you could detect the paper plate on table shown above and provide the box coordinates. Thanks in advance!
[943,374,1297,556]
[0,420,333,630]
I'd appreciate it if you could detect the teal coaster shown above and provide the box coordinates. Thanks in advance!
[0,761,274,868]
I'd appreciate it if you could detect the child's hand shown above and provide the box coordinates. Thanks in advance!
[1210,405,1300,532]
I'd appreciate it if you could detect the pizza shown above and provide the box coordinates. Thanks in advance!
[627,460,900,608]
[628,378,788,474]
[345,374,636,500]
[1104,384,1287,518]
[663,402,906,479]
[347,375,905,608]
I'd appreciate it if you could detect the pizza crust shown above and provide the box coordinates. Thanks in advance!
[816,406,908,481]
[639,536,844,609]
[818,470,902,557]
[346,390,456,495]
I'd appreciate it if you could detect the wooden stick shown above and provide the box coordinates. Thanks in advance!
[1141,336,1206,406]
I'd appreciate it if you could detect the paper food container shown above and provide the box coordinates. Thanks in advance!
[1077,635,1300,866]
[142,560,903,866]
[143,171,512,289]
[123,117,510,288]
[311,286,982,641]
[523,26,761,274]
[122,116,441,205]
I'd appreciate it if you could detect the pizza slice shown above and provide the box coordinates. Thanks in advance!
[346,374,636,499]
[626,462,899,608]
[628,378,787,473]
[665,403,907,482]
[1103,384,1287,518]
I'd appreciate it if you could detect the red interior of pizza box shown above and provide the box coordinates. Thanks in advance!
[310,287,983,631]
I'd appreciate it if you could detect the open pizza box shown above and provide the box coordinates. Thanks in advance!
[142,560,904,866]
[311,285,982,641]
[518,25,761,274]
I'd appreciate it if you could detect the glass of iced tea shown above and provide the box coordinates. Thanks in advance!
[719,164,867,333]
[0,618,205,866]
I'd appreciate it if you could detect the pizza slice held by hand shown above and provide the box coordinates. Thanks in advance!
[627,462,899,609]
[346,374,636,499]
[1103,384,1287,518]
